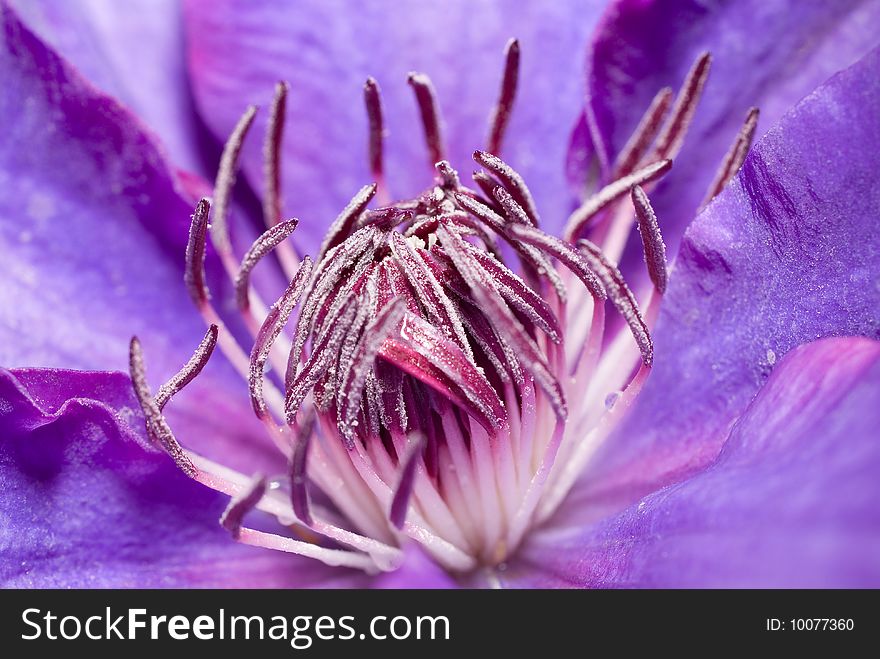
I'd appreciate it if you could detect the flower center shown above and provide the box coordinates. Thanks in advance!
[128,45,754,578]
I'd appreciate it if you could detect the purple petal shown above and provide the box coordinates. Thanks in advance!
[562,47,880,525]
[505,337,880,587]
[8,0,210,174]
[0,368,368,587]
[572,0,880,278]
[183,0,606,251]
[0,7,280,475]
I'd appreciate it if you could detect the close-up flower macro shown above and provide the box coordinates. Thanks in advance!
[2,0,879,595]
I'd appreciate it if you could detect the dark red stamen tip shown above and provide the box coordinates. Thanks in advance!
[128,336,197,477]
[339,298,407,447]
[220,475,267,539]
[318,183,377,259]
[263,82,289,229]
[471,171,505,211]
[155,324,219,410]
[701,107,760,208]
[486,38,520,156]
[650,52,711,162]
[364,77,385,184]
[407,72,446,167]
[235,218,300,312]
[249,256,313,418]
[631,185,668,294]
[213,105,258,258]
[564,158,672,241]
[435,160,460,189]
[508,223,606,301]
[578,240,653,366]
[613,86,673,178]
[473,150,540,227]
[184,198,211,307]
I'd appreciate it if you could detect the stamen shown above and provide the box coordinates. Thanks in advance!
[631,185,668,294]
[389,432,427,529]
[492,185,530,226]
[453,244,563,341]
[700,107,759,208]
[263,82,289,229]
[564,158,672,241]
[439,225,566,418]
[612,87,673,177]
[317,183,377,259]
[128,337,196,477]
[212,105,258,263]
[235,219,299,311]
[577,239,653,366]
[473,150,540,226]
[455,191,567,302]
[506,223,607,300]
[290,408,315,526]
[649,52,711,162]
[338,299,406,446]
[286,299,358,421]
[291,229,377,372]
[435,160,460,189]
[220,474,267,539]
[486,38,520,156]
[155,325,219,410]
[399,314,507,427]
[248,256,313,418]
[363,77,385,188]
[184,198,211,308]
[407,72,446,166]
[389,232,473,358]
[471,171,505,211]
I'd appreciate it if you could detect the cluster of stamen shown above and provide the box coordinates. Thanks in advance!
[128,42,758,577]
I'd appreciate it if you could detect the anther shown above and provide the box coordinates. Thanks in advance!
[507,223,607,300]
[613,87,673,177]
[486,38,520,156]
[128,337,197,477]
[184,198,211,308]
[473,150,540,226]
[649,52,711,162]
[155,325,219,410]
[631,185,668,294]
[577,240,653,366]
[407,72,446,167]
[364,77,386,189]
[700,107,759,209]
[263,82,289,229]
[436,160,461,189]
[248,257,313,418]
[317,183,377,259]
[212,105,258,263]
[564,159,672,241]
[235,218,300,312]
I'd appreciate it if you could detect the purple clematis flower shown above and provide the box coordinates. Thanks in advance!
[1,0,879,588]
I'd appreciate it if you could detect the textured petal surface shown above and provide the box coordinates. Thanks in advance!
[183,0,605,250]
[571,0,880,278]
[9,0,212,173]
[562,46,880,523]
[0,6,280,475]
[505,337,880,587]
[0,368,369,588]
